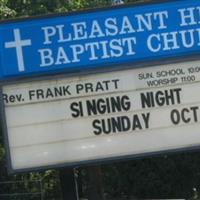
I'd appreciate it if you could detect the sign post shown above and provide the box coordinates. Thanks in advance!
[59,168,79,200]
[87,166,105,200]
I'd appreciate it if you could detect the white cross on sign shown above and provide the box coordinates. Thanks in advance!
[5,29,32,72]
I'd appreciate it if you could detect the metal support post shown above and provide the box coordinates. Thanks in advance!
[59,168,79,200]
[87,165,105,200]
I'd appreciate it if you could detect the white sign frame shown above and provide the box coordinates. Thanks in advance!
[2,56,200,173]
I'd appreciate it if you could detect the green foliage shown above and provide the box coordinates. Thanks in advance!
[0,144,4,162]
[0,0,112,19]
[102,153,200,199]
[0,0,154,20]
[0,124,5,164]
[0,0,153,20]
[0,0,16,19]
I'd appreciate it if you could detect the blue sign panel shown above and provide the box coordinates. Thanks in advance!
[0,0,200,80]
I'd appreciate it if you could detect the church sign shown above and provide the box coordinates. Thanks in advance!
[0,0,200,80]
[3,59,200,172]
[2,0,200,173]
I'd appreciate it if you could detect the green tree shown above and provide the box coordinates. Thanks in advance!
[0,0,16,19]
[0,0,112,19]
